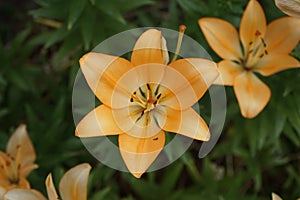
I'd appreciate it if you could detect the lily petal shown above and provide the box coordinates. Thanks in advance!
[0,187,6,199]
[20,164,38,178]
[234,72,271,118]
[198,18,243,60]
[214,60,244,86]
[265,17,300,54]
[253,54,299,76]
[59,163,91,200]
[275,0,300,17]
[118,131,165,178]
[271,193,282,200]
[4,189,46,200]
[75,105,123,137]
[79,52,134,108]
[240,0,267,52]
[162,107,210,141]
[161,59,218,110]
[6,125,36,170]
[131,29,166,66]
[45,174,59,200]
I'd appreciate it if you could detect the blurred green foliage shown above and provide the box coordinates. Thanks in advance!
[0,0,300,199]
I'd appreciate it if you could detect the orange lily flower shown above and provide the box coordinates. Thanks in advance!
[75,28,219,178]
[272,193,283,200]
[275,0,300,17]
[199,0,300,118]
[271,192,300,200]
[0,125,38,196]
[3,163,91,200]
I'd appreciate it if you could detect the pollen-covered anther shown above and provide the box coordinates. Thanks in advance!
[130,83,163,123]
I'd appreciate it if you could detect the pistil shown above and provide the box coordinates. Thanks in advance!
[171,25,187,62]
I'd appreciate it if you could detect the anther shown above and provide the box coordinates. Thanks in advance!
[261,38,267,47]
[136,110,145,122]
[255,30,261,36]
[130,97,133,102]
[156,93,162,99]
[146,83,151,91]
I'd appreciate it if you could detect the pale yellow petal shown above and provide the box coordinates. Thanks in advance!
[162,107,210,141]
[160,59,218,110]
[214,60,244,86]
[20,164,38,177]
[265,17,300,54]
[75,105,123,137]
[6,124,36,171]
[198,18,243,60]
[253,54,299,76]
[0,187,6,200]
[16,176,31,189]
[131,29,165,66]
[45,174,59,200]
[271,193,283,200]
[233,72,271,118]
[275,0,300,17]
[161,37,169,65]
[59,163,91,200]
[240,0,267,52]
[4,189,47,200]
[79,52,134,108]
[118,131,165,178]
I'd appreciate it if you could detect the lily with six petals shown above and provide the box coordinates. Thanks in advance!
[3,163,91,200]
[0,125,38,199]
[199,0,300,118]
[75,28,219,178]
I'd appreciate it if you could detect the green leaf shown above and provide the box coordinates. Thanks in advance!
[80,7,97,50]
[160,161,184,195]
[68,0,87,30]
[45,25,69,48]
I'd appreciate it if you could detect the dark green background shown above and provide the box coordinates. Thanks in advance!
[0,0,299,199]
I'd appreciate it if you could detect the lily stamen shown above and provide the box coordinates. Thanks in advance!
[245,30,268,68]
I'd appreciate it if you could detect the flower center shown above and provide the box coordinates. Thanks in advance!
[243,30,268,70]
[0,155,19,185]
[130,83,162,125]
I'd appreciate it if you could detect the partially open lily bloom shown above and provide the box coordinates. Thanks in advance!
[275,0,300,17]
[0,125,38,197]
[75,28,219,178]
[199,0,300,118]
[3,163,91,200]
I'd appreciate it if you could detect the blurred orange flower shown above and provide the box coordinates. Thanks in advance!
[0,125,38,196]
[3,163,91,200]
[76,28,219,178]
[275,0,300,17]
[199,0,300,118]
